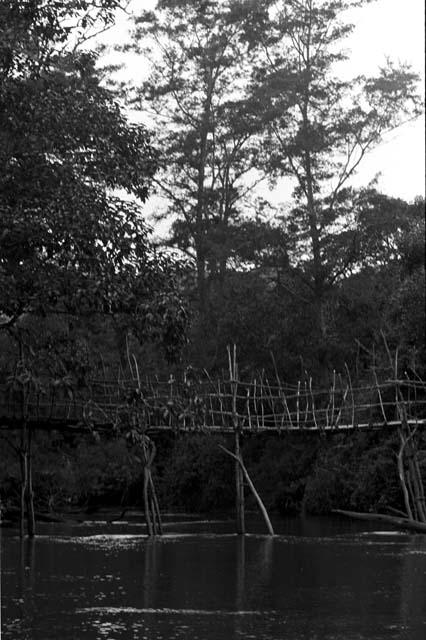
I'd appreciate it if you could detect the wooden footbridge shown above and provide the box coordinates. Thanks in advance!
[1,349,426,538]
[1,368,425,434]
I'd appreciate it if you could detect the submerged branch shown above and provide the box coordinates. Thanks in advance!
[332,509,426,533]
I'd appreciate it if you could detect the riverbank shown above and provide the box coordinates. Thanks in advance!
[1,429,424,523]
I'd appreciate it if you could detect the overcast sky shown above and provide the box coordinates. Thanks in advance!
[106,0,425,204]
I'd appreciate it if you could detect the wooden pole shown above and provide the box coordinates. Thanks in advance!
[392,352,426,524]
[220,443,274,536]
[234,431,245,535]
[331,370,336,426]
[296,381,300,428]
[397,428,414,520]
[150,493,157,535]
[344,363,356,428]
[228,345,245,534]
[26,426,35,537]
[142,437,154,536]
[141,436,162,536]
[143,465,153,536]
[19,429,27,539]
[412,452,426,522]
[149,472,163,535]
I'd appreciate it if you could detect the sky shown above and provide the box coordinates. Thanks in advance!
[341,0,425,200]
[103,0,425,208]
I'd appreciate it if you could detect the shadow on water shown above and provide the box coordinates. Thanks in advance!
[2,515,426,640]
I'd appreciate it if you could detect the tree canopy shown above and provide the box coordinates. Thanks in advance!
[0,0,188,362]
[0,0,423,376]
[122,0,423,372]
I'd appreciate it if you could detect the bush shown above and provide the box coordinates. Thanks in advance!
[159,435,234,511]
[243,434,319,514]
[303,432,402,515]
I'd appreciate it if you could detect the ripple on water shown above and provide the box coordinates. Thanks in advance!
[77,606,280,617]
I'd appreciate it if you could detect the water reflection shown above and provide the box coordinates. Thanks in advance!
[143,537,160,609]
[2,519,426,640]
[16,537,35,635]
[400,537,426,639]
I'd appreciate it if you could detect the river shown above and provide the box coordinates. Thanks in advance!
[1,513,426,639]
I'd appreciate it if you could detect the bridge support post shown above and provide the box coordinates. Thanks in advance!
[235,431,245,535]
[19,430,27,538]
[141,436,163,536]
[26,426,35,537]
[19,421,36,538]
[220,437,274,536]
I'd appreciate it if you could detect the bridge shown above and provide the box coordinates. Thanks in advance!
[1,371,425,434]
[1,353,426,538]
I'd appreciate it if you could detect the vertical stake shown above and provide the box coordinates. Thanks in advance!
[26,426,35,537]
[228,345,245,535]
[235,430,245,535]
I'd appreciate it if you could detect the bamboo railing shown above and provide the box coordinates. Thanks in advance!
[1,366,425,434]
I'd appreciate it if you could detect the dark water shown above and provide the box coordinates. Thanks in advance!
[2,513,426,640]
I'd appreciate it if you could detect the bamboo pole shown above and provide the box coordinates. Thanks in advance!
[333,384,348,429]
[259,373,265,429]
[143,465,153,536]
[234,431,245,535]
[228,345,245,534]
[344,364,356,428]
[26,426,35,537]
[141,437,157,536]
[19,430,27,539]
[405,467,419,521]
[397,428,414,520]
[412,450,426,522]
[308,376,318,429]
[296,381,300,428]
[303,381,309,427]
[331,370,336,426]
[403,426,426,523]
[254,379,259,431]
[246,387,252,430]
[149,473,163,534]
[373,369,387,423]
[390,341,426,524]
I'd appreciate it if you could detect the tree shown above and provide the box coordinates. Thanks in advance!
[252,0,422,343]
[0,0,187,363]
[128,0,270,313]
[0,0,190,538]
[314,193,425,373]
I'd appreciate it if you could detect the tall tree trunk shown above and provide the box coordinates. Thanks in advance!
[300,12,327,340]
[195,248,207,313]
[194,69,214,313]
[304,149,327,339]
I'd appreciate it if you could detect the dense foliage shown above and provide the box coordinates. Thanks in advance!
[126,0,423,374]
[0,0,188,366]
